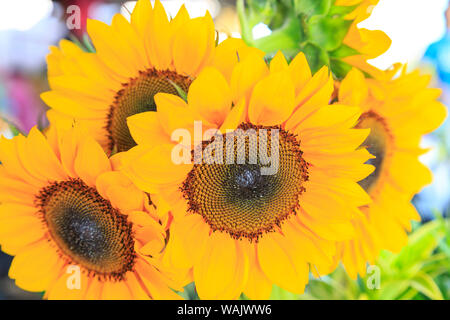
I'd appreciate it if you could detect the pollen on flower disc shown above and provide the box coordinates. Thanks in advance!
[182,123,309,242]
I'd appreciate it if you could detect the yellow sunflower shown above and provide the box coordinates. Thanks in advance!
[0,125,185,299]
[337,0,392,78]
[335,68,447,278]
[119,50,374,299]
[41,0,258,154]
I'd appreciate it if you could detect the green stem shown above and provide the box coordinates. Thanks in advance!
[237,0,255,46]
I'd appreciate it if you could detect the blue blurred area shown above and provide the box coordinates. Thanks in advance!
[424,33,450,86]
[414,3,450,222]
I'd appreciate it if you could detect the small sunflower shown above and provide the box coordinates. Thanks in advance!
[120,51,374,299]
[0,126,185,299]
[41,0,257,154]
[335,68,447,278]
[337,0,392,78]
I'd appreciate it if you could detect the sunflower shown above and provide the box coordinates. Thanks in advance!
[41,0,258,154]
[0,125,185,299]
[337,0,392,78]
[335,68,447,278]
[119,50,374,299]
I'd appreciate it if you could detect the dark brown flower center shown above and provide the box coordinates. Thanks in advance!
[182,123,309,242]
[356,111,393,193]
[106,68,192,153]
[35,179,136,280]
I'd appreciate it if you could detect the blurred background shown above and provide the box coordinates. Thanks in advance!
[0,0,448,299]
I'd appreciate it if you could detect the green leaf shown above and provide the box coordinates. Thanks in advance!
[69,33,95,53]
[302,279,344,300]
[167,79,188,102]
[237,0,255,45]
[82,34,95,53]
[330,58,353,79]
[421,254,450,278]
[307,15,352,51]
[238,0,278,32]
[410,272,444,300]
[328,4,358,17]
[329,44,360,59]
[294,0,332,17]
[393,220,446,270]
[253,14,303,54]
[177,282,199,300]
[301,42,330,73]
[270,285,301,300]
[375,280,411,300]
[268,0,290,30]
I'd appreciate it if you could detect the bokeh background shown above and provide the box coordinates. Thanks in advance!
[0,0,448,299]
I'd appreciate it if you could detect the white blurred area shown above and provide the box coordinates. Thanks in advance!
[359,0,449,69]
[0,0,66,73]
[0,0,53,31]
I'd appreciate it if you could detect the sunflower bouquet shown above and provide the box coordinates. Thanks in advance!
[0,0,446,300]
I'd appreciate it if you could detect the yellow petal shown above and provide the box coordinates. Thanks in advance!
[74,135,112,187]
[101,279,133,300]
[124,144,192,186]
[46,268,89,300]
[154,93,197,136]
[0,136,44,188]
[41,91,105,119]
[230,52,269,104]
[388,152,433,196]
[127,111,172,147]
[212,38,265,83]
[339,68,369,106]
[126,272,151,300]
[194,232,248,299]
[188,67,232,126]
[147,0,171,70]
[257,232,309,294]
[17,127,68,183]
[242,243,272,300]
[173,14,215,76]
[286,66,334,130]
[295,105,361,132]
[96,171,145,212]
[248,70,295,125]
[289,52,312,94]
[135,259,183,299]
[9,241,61,292]
[219,98,247,132]
[87,18,138,78]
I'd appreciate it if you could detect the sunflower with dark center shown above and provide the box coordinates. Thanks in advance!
[0,126,185,299]
[121,51,374,299]
[181,123,309,242]
[335,68,447,279]
[41,0,262,154]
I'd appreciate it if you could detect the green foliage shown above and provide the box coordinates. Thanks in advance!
[300,42,329,73]
[270,218,450,300]
[70,33,95,53]
[238,0,361,79]
[167,79,188,102]
[307,15,352,51]
[293,0,332,16]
